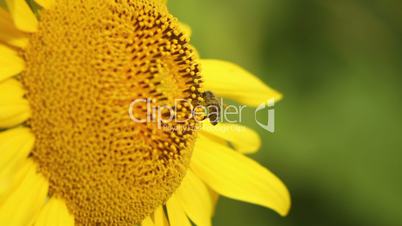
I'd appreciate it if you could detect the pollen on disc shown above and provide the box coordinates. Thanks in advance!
[22,0,203,225]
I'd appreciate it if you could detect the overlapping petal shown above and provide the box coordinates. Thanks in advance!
[201,123,261,154]
[33,197,75,226]
[0,79,31,128]
[5,0,38,32]
[191,135,291,216]
[34,0,55,9]
[175,170,212,226]
[201,59,282,107]
[154,206,169,226]
[142,217,155,226]
[0,8,29,48]
[0,44,25,81]
[0,127,34,170]
[166,195,192,226]
[0,159,48,225]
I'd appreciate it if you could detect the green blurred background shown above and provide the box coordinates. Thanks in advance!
[170,0,402,226]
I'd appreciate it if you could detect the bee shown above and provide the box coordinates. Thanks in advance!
[201,91,221,126]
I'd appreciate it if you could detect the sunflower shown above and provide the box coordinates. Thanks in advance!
[0,0,290,225]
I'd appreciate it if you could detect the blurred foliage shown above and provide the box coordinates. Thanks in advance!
[170,0,402,226]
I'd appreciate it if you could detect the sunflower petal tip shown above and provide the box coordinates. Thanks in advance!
[277,187,291,217]
[274,91,284,102]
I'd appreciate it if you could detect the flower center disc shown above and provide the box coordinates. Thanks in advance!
[22,0,202,225]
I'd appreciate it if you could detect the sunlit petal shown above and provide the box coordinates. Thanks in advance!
[0,44,25,81]
[166,195,191,226]
[142,217,155,226]
[0,160,49,226]
[176,170,212,226]
[0,79,31,128]
[34,0,55,9]
[33,197,74,226]
[201,59,282,106]
[0,8,29,48]
[5,0,38,32]
[191,134,291,216]
[154,206,169,226]
[201,122,261,154]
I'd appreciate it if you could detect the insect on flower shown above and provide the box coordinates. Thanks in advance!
[201,91,222,126]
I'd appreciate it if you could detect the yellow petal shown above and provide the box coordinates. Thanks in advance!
[0,127,34,178]
[34,0,55,9]
[0,8,29,48]
[176,170,212,226]
[33,197,74,226]
[191,134,291,216]
[166,195,191,226]
[0,154,30,201]
[0,44,25,81]
[5,0,38,32]
[0,79,25,100]
[0,159,49,226]
[0,79,31,128]
[208,188,219,215]
[154,206,168,226]
[142,217,155,226]
[201,122,261,154]
[201,59,282,107]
